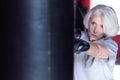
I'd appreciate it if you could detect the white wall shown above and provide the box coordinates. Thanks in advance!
[90,0,120,34]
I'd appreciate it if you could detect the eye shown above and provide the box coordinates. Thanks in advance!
[91,22,95,24]
[101,25,103,28]
[91,21,96,27]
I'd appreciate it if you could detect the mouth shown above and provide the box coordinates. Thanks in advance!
[90,40,95,42]
[91,34,97,37]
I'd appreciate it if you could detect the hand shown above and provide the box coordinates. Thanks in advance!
[74,39,90,53]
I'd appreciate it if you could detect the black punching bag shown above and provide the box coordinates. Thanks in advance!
[1,0,73,80]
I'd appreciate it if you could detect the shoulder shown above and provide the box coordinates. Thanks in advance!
[101,38,118,56]
[97,38,118,50]
[103,38,118,48]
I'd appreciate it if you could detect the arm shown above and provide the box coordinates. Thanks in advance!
[85,42,108,59]
[75,39,118,59]
[74,30,117,59]
[85,39,118,59]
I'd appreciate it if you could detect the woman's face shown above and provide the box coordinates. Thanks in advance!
[88,14,105,41]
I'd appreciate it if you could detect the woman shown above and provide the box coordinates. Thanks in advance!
[74,4,119,80]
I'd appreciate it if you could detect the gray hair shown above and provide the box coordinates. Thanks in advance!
[83,4,119,37]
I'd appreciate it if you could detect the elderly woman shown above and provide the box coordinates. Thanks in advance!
[74,4,119,80]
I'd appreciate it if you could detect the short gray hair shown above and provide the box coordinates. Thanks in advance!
[83,4,119,37]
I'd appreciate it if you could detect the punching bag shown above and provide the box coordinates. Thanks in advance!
[1,0,73,80]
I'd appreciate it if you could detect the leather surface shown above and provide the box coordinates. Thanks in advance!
[1,0,73,80]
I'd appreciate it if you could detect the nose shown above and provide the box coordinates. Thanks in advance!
[94,26,98,33]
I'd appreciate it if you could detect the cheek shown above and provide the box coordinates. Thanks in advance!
[99,28,104,34]
[88,26,93,32]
